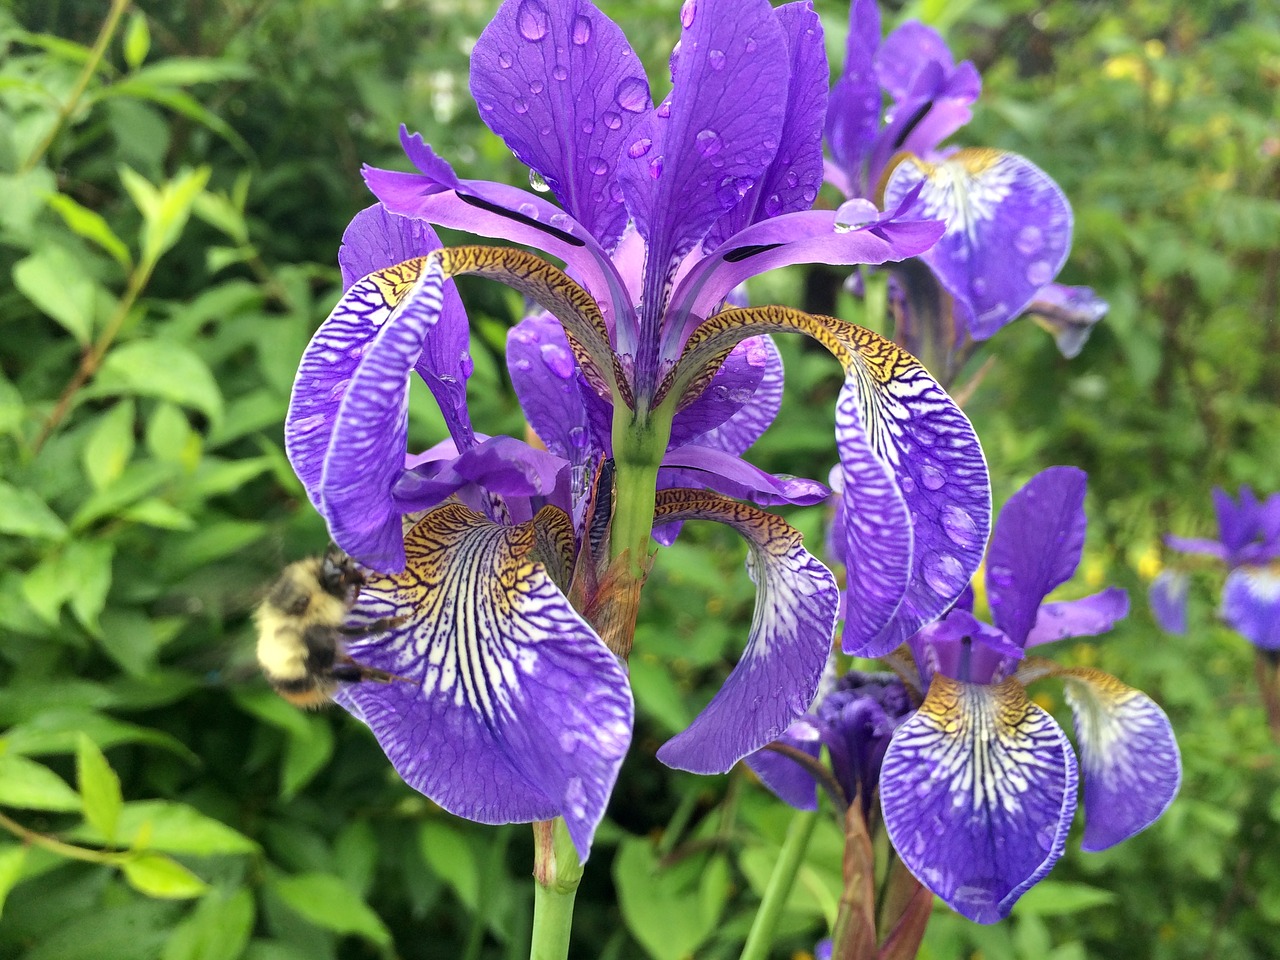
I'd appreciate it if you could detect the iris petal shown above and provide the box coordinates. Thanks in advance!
[337,503,632,862]
[667,306,989,657]
[471,0,645,251]
[884,149,1072,340]
[1223,565,1280,650]
[880,676,1077,923]
[669,336,782,450]
[744,717,823,811]
[652,490,839,774]
[1025,587,1129,647]
[1060,667,1182,851]
[825,0,881,197]
[986,465,1088,648]
[1148,570,1189,635]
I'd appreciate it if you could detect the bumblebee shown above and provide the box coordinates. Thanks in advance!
[255,550,403,707]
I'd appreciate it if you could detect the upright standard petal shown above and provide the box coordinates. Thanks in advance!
[986,466,1088,648]
[1025,587,1129,647]
[825,0,881,196]
[338,504,633,861]
[1061,667,1181,851]
[1223,565,1280,650]
[1024,283,1108,359]
[340,205,475,450]
[880,676,1077,923]
[615,0,788,300]
[652,490,839,774]
[471,0,647,250]
[1149,569,1189,635]
[884,149,1072,340]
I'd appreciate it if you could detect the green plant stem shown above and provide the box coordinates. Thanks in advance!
[20,0,131,175]
[34,254,155,454]
[530,819,583,960]
[0,809,124,865]
[738,808,819,960]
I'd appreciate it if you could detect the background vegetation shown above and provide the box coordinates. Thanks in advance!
[1,0,1277,958]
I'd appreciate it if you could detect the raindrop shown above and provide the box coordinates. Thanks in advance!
[1015,225,1043,256]
[744,37,757,53]
[924,552,965,596]
[707,49,726,71]
[988,565,1015,588]
[587,156,609,175]
[763,193,783,217]
[549,213,572,230]
[568,426,587,447]
[920,463,946,491]
[517,202,539,219]
[602,110,622,130]
[627,137,652,158]
[498,52,513,69]
[609,181,624,202]
[656,100,671,118]
[729,387,753,403]
[513,96,530,115]
[716,176,751,209]
[552,64,568,81]
[648,156,664,179]
[695,128,722,157]
[460,354,475,378]
[615,76,648,112]
[680,0,696,28]
[1027,260,1054,286]
[972,277,988,296]
[900,476,917,494]
[540,342,576,379]
[571,14,592,45]
[581,119,595,134]
[517,0,548,41]
[529,79,544,94]
[514,359,533,372]
[529,169,550,192]
[941,504,980,547]
[801,185,817,203]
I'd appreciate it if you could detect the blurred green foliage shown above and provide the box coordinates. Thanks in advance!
[1,0,1277,958]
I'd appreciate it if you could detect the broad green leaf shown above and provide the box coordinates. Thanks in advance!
[118,164,161,223]
[3,709,197,762]
[21,551,74,625]
[17,898,182,960]
[193,189,250,244]
[121,852,210,899]
[76,733,123,842]
[146,401,199,465]
[629,655,693,734]
[71,800,258,857]
[96,339,224,424]
[269,873,391,946]
[12,246,102,345]
[122,11,150,71]
[66,540,114,635]
[0,845,28,920]
[281,715,334,800]
[0,754,81,811]
[419,821,481,912]
[115,57,253,88]
[0,169,57,239]
[44,193,133,269]
[83,399,137,491]
[613,838,731,960]
[120,498,197,531]
[71,459,180,530]
[158,520,267,574]
[102,85,250,156]
[162,888,255,960]
[0,481,67,540]
[133,166,211,267]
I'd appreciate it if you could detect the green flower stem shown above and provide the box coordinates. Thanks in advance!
[0,809,125,866]
[530,819,584,960]
[610,404,672,569]
[738,808,820,960]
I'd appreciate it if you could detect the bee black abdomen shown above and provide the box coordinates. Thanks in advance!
[301,624,340,673]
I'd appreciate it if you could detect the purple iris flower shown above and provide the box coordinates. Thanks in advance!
[826,0,1107,380]
[1163,487,1280,650]
[756,468,1181,924]
[282,0,994,860]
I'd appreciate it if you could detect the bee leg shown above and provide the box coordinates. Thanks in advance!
[334,656,410,685]
[338,615,409,638]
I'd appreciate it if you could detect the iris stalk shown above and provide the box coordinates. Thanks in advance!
[738,808,819,960]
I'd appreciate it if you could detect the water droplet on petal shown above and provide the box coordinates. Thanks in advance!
[707,48,726,70]
[972,277,988,295]
[680,0,696,28]
[602,110,622,130]
[568,426,587,447]
[552,64,568,81]
[920,463,946,491]
[514,359,533,372]
[581,119,595,134]
[517,0,548,41]
[615,76,648,112]
[656,100,671,118]
[1015,225,1043,256]
[942,504,980,548]
[744,37,757,53]
[627,137,652,158]
[924,552,965,597]
[988,565,1015,588]
[571,14,592,45]
[762,193,783,217]
[529,79,544,94]
[459,354,474,378]
[900,476,916,494]
[513,96,530,115]
[518,202,539,219]
[588,156,608,175]
[695,128,722,156]
[648,156,664,179]
[498,52,513,69]
[540,342,576,379]
[549,213,572,230]
[1027,260,1054,286]
[528,169,550,192]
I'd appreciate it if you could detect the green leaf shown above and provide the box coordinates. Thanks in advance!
[0,754,81,811]
[613,838,730,960]
[72,800,257,857]
[122,11,150,71]
[146,402,199,465]
[76,733,123,842]
[419,821,481,912]
[71,459,180,530]
[120,499,197,531]
[281,714,334,800]
[0,845,29,920]
[1013,881,1117,917]
[131,166,212,267]
[269,873,391,946]
[21,552,74,625]
[115,58,253,88]
[3,709,198,763]
[44,193,133,270]
[162,888,255,960]
[83,399,137,491]
[121,852,210,899]
[11,246,102,345]
[96,339,224,425]
[66,540,115,635]
[0,481,67,540]
[118,164,162,224]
